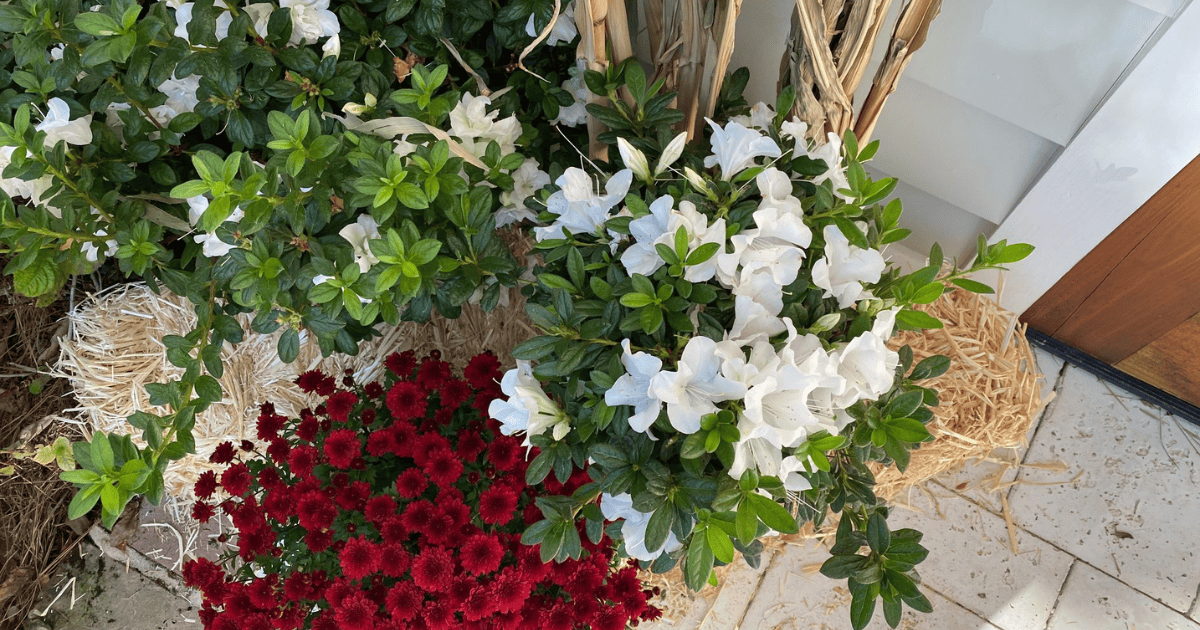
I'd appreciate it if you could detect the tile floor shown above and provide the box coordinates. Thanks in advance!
[646,347,1200,630]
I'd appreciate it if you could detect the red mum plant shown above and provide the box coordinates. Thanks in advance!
[184,352,659,630]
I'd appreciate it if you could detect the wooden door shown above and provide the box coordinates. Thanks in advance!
[1021,153,1200,406]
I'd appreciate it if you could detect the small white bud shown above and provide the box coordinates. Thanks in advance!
[655,132,687,175]
[683,167,710,195]
[617,137,652,182]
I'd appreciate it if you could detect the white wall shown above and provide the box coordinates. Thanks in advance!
[730,0,1170,263]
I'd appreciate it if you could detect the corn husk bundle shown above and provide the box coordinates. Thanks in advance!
[779,0,942,142]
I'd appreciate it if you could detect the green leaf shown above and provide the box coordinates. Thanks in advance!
[895,309,943,330]
[849,581,877,630]
[75,12,122,36]
[882,597,902,627]
[193,375,222,403]
[67,485,101,519]
[886,390,923,419]
[885,418,932,443]
[820,554,869,579]
[60,468,102,484]
[620,293,655,308]
[277,328,299,363]
[748,493,798,534]
[867,513,890,555]
[910,282,945,305]
[950,278,995,294]
[909,355,950,380]
[684,536,715,591]
[90,435,115,473]
[735,498,757,544]
[706,525,735,564]
[644,503,675,553]
[991,242,1034,264]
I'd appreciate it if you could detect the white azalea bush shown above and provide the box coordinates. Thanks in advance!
[0,0,588,527]
[496,68,1033,628]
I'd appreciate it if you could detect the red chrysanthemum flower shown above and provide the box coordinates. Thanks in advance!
[384,582,423,621]
[220,463,252,497]
[395,468,428,499]
[296,491,337,531]
[288,444,318,478]
[360,408,377,425]
[194,470,218,499]
[424,449,464,488]
[255,411,287,441]
[462,586,496,621]
[334,591,377,630]
[422,598,455,630]
[479,486,518,525]
[592,607,626,630]
[400,500,438,535]
[379,516,408,545]
[542,602,575,630]
[410,547,454,592]
[378,542,411,578]
[384,351,417,379]
[335,481,372,512]
[364,495,396,524]
[295,416,319,443]
[364,382,384,399]
[210,441,237,464]
[323,428,360,469]
[489,570,532,614]
[192,501,216,523]
[296,370,327,393]
[410,432,451,467]
[416,358,452,392]
[460,534,504,576]
[463,352,502,389]
[487,437,522,471]
[325,391,358,423]
[439,379,471,410]
[456,432,486,463]
[339,537,379,581]
[305,529,333,553]
[386,381,427,421]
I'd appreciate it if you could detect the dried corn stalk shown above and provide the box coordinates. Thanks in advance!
[779,0,940,144]
[579,0,745,153]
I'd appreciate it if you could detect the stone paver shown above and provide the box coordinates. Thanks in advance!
[1006,365,1200,612]
[1047,561,1200,630]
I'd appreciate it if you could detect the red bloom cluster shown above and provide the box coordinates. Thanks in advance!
[186,352,659,630]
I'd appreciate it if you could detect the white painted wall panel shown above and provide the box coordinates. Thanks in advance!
[1126,0,1188,16]
[864,166,998,264]
[855,76,1061,225]
[899,0,1163,146]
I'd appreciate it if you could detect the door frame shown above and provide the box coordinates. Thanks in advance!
[988,0,1200,316]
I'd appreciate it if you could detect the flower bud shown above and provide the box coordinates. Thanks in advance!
[683,167,711,195]
[655,132,687,175]
[617,137,652,182]
[322,33,340,59]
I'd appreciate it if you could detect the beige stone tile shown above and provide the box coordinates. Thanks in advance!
[1047,561,1200,630]
[1006,365,1200,612]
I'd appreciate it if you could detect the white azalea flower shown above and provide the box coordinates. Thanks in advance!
[185,194,243,257]
[243,3,273,36]
[49,45,64,61]
[702,118,781,180]
[338,214,381,273]
[525,0,578,46]
[748,102,776,129]
[322,33,340,58]
[728,426,784,481]
[714,337,779,389]
[833,309,901,405]
[619,195,673,276]
[617,138,651,182]
[488,361,570,446]
[497,158,550,227]
[153,74,201,123]
[0,147,54,212]
[780,119,810,158]
[534,168,632,241]
[812,224,886,308]
[808,132,852,199]
[549,65,589,127]
[727,293,786,342]
[655,132,688,176]
[194,231,237,257]
[280,0,340,46]
[449,93,521,157]
[81,230,118,263]
[673,200,725,283]
[605,339,664,435]
[600,493,682,561]
[649,336,746,434]
[780,455,813,491]
[37,98,93,147]
[173,2,234,42]
[742,335,842,448]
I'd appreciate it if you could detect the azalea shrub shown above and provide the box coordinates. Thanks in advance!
[489,69,1033,628]
[183,349,662,630]
[1,0,589,526]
